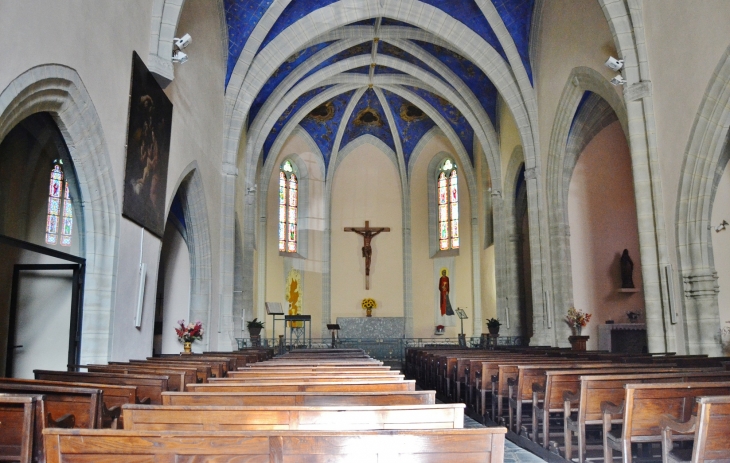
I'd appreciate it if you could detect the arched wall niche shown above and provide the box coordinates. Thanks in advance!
[161,162,213,350]
[0,64,119,364]
[546,66,629,347]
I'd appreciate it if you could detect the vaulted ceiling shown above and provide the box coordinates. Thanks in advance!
[223,0,536,170]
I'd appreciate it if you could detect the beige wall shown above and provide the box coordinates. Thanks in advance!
[158,224,192,354]
[410,133,474,338]
[568,121,643,349]
[0,0,226,361]
[264,133,325,338]
[331,143,404,323]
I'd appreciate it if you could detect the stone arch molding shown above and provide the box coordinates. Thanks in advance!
[598,0,674,353]
[167,162,214,349]
[676,43,730,356]
[148,0,186,86]
[0,64,119,364]
[546,66,627,347]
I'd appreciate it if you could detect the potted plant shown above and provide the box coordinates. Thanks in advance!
[361,298,377,317]
[175,320,203,354]
[486,318,501,335]
[247,318,265,337]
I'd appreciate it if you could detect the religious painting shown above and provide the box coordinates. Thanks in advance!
[122,51,173,238]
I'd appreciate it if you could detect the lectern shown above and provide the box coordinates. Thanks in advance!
[326,324,340,348]
[284,314,312,348]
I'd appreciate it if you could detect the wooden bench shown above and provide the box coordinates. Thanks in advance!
[564,370,730,463]
[34,370,146,407]
[602,382,730,463]
[0,381,102,429]
[187,379,416,393]
[0,394,42,463]
[11,377,132,428]
[226,369,400,378]
[43,428,506,462]
[531,366,680,448]
[661,395,730,463]
[126,359,216,380]
[85,363,192,391]
[210,374,406,383]
[154,354,235,372]
[161,390,436,407]
[77,367,172,403]
[122,403,465,431]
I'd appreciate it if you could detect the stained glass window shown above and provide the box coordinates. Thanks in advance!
[437,158,459,250]
[46,161,73,246]
[279,161,298,253]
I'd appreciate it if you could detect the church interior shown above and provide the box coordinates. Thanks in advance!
[2,1,730,462]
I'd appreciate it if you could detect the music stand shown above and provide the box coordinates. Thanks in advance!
[265,302,285,341]
[455,308,468,347]
[326,324,341,348]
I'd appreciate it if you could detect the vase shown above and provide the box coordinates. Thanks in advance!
[366,308,372,317]
[488,326,500,335]
[183,341,192,354]
[573,325,582,336]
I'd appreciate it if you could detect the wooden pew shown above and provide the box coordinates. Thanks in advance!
[154,354,235,372]
[127,359,216,380]
[43,428,506,462]
[563,370,730,463]
[0,394,43,463]
[209,374,406,383]
[187,379,416,393]
[34,370,147,406]
[85,363,192,391]
[75,367,172,403]
[661,395,730,463]
[226,369,400,378]
[532,366,680,448]
[161,390,436,407]
[0,381,102,429]
[602,382,730,463]
[122,403,465,431]
[11,377,132,428]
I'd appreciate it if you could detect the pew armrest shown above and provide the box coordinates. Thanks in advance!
[563,390,579,404]
[48,413,75,428]
[600,400,624,416]
[138,397,151,405]
[101,404,122,428]
[660,414,696,435]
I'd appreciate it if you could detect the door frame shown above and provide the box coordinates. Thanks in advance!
[1,234,85,377]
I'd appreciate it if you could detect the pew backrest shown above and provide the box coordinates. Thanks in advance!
[187,379,416,393]
[161,390,436,407]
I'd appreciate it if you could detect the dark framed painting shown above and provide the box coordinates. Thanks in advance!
[122,51,173,238]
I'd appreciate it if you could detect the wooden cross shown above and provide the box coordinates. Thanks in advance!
[344,220,390,290]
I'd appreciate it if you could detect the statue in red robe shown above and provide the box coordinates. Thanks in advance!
[439,269,450,316]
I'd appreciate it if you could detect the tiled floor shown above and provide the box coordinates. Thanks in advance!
[462,414,546,463]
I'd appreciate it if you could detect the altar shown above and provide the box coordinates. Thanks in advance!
[336,317,405,339]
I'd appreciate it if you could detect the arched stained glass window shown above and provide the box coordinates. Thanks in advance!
[438,158,459,250]
[279,160,298,253]
[46,160,73,246]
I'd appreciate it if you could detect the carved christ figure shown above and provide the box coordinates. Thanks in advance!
[344,221,390,289]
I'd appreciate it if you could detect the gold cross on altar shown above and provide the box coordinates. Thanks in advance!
[344,221,390,290]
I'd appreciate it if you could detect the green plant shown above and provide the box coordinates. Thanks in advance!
[247,318,265,330]
[486,318,501,329]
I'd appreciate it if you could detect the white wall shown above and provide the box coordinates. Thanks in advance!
[0,0,227,361]
[159,224,192,354]
[712,164,730,353]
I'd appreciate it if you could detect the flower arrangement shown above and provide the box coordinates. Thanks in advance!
[361,298,377,310]
[175,320,203,343]
[435,324,445,334]
[565,307,592,331]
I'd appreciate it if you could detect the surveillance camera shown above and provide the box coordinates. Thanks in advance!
[605,56,624,71]
[174,33,192,50]
[610,75,627,86]
[716,220,729,232]
[172,50,188,64]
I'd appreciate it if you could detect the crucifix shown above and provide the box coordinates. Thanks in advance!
[344,220,390,290]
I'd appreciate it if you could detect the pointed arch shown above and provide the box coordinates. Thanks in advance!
[0,64,119,364]
[676,43,730,355]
